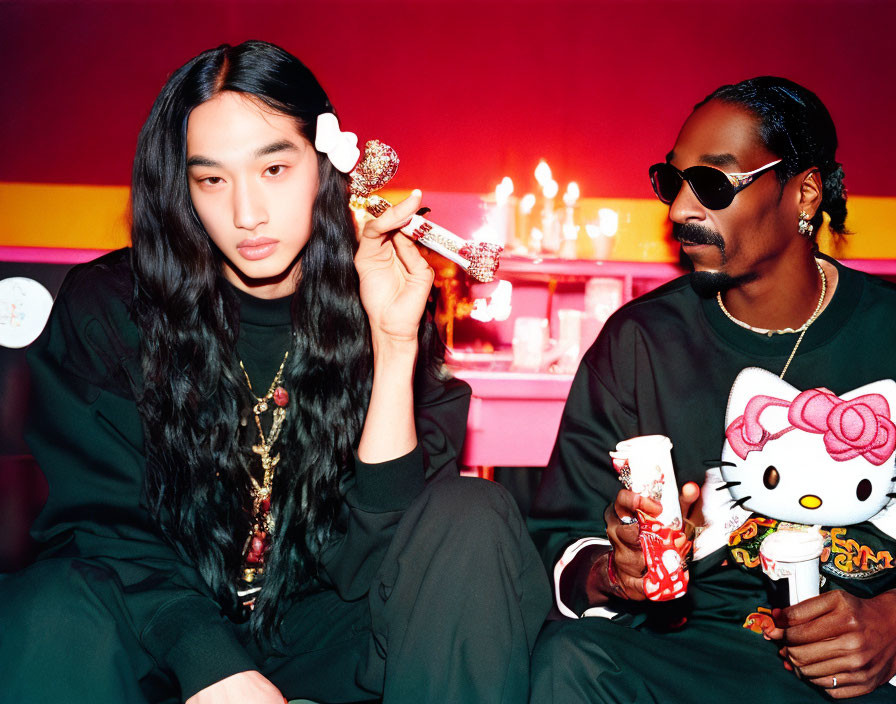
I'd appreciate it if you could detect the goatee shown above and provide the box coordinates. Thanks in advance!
[671,222,753,297]
[690,270,741,298]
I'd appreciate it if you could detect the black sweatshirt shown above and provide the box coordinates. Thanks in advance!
[23,248,471,698]
[530,255,896,617]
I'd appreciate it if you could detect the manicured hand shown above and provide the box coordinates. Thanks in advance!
[185,671,286,704]
[767,589,896,699]
[354,189,435,345]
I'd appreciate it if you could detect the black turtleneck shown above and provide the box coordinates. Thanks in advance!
[229,284,294,395]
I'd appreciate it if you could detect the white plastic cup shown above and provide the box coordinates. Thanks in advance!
[611,435,682,530]
[555,309,583,373]
[584,277,623,323]
[511,317,549,372]
[759,528,824,605]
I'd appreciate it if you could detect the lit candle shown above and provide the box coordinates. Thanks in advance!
[520,193,537,214]
[519,193,536,252]
[541,178,560,253]
[560,182,580,258]
[534,160,552,188]
[497,176,514,202]
[562,181,580,209]
[491,176,515,247]
[586,207,618,260]
[529,226,544,252]
[598,207,619,237]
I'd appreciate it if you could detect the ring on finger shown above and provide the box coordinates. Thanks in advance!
[831,676,838,689]
[619,515,637,525]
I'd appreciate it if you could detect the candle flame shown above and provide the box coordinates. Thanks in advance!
[520,193,536,214]
[543,179,559,199]
[534,161,552,186]
[563,182,580,207]
[598,208,619,237]
[495,176,514,205]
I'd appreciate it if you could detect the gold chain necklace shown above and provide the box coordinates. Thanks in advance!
[717,259,826,380]
[238,350,289,584]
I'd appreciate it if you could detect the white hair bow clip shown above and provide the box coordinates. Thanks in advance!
[315,113,361,173]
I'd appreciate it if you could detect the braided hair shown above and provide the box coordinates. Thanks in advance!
[697,76,848,236]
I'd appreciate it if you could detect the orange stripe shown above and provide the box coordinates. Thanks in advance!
[0,182,131,250]
[2,182,895,260]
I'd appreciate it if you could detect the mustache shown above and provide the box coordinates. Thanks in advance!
[672,222,725,250]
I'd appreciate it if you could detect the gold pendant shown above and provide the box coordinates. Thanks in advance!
[239,351,290,585]
[261,453,280,471]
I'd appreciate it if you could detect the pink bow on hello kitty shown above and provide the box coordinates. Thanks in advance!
[726,388,896,465]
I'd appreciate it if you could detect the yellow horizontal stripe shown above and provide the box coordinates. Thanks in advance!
[0,182,131,250]
[1,182,895,260]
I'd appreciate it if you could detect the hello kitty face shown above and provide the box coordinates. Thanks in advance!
[719,368,896,526]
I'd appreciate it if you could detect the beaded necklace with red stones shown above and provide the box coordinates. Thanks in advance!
[238,350,290,587]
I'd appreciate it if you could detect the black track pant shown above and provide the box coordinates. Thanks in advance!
[0,477,550,704]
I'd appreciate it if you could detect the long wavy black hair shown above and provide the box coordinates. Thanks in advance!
[697,76,848,237]
[130,40,441,638]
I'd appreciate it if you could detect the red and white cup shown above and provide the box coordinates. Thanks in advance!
[610,435,690,601]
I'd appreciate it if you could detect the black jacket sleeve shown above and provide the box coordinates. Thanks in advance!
[320,375,472,600]
[25,257,256,700]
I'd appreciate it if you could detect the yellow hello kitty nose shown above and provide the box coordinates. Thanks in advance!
[799,494,823,509]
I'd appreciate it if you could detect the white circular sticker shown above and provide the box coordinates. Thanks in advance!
[0,277,55,349]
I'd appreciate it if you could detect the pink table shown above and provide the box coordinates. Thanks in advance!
[452,369,573,468]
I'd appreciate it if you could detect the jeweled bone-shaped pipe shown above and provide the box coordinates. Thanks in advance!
[348,140,503,283]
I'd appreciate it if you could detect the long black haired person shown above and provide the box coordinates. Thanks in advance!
[0,40,549,704]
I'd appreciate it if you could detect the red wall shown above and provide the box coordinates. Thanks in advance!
[1,0,894,198]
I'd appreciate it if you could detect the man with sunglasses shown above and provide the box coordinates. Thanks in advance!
[528,76,896,702]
